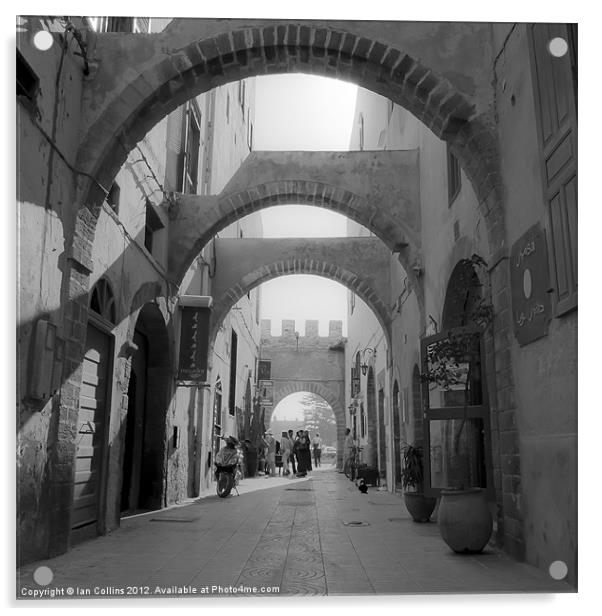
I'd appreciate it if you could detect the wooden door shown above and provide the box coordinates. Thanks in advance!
[71,324,111,531]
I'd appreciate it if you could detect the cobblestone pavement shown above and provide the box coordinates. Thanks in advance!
[17,468,573,599]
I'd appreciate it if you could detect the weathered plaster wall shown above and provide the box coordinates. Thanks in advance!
[17,17,89,563]
[492,24,577,584]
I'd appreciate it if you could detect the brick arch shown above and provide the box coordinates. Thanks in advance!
[75,21,503,267]
[209,261,391,349]
[268,382,347,470]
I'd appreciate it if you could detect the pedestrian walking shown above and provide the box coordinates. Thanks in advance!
[312,433,323,468]
[262,430,277,477]
[280,431,293,475]
[303,430,313,472]
[288,429,297,474]
[296,430,312,477]
[294,430,304,477]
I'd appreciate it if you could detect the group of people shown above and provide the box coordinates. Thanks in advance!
[261,429,323,478]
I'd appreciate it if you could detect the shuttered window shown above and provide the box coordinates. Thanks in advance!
[529,23,577,315]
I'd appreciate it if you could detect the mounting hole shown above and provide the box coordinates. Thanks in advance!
[33,566,54,586]
[548,560,568,580]
[548,37,568,58]
[33,30,54,51]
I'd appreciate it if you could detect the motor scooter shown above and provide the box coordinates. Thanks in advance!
[214,442,243,497]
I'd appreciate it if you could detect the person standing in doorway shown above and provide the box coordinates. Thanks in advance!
[262,430,277,477]
[312,433,323,468]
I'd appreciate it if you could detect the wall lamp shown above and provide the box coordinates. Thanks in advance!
[360,347,377,376]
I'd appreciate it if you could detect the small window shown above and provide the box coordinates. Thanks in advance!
[107,182,120,213]
[181,103,201,194]
[17,50,38,105]
[90,278,116,324]
[447,144,461,205]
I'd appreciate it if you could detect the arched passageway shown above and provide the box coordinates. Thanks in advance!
[77,19,500,218]
[69,20,506,320]
[168,150,423,300]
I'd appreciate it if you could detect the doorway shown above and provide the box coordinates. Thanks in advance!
[119,303,170,515]
[71,323,112,539]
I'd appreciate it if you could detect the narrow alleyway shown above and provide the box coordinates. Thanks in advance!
[18,468,570,598]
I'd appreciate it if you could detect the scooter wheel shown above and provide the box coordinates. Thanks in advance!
[217,473,233,498]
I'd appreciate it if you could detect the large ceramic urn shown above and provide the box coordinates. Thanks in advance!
[437,487,493,553]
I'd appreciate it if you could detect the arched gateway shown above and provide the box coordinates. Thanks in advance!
[260,319,347,470]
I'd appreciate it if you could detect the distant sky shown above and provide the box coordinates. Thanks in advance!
[253,75,358,338]
[252,74,358,418]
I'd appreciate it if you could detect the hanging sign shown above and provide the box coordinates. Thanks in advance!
[258,380,274,406]
[177,296,212,381]
[510,224,551,346]
[258,360,271,381]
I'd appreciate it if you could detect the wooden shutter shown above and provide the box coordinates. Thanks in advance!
[530,23,578,315]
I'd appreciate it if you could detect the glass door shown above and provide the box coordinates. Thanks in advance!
[421,326,493,498]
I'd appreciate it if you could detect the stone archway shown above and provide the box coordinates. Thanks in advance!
[78,20,500,213]
[268,381,346,470]
[70,20,505,315]
[168,150,423,303]
[207,236,393,347]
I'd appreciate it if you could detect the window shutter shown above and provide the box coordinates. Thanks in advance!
[530,23,577,314]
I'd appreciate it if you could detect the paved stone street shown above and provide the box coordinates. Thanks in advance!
[18,468,572,599]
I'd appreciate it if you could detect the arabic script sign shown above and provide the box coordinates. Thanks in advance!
[178,306,211,381]
[510,224,551,346]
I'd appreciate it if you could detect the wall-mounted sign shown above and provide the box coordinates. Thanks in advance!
[258,380,273,406]
[258,360,271,381]
[178,303,211,381]
[510,224,551,346]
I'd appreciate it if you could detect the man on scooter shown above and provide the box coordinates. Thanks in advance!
[215,436,241,466]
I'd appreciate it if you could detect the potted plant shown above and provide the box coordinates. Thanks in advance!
[401,444,437,523]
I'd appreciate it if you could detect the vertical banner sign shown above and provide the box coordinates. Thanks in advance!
[258,380,274,406]
[258,360,271,381]
[178,306,211,380]
[510,224,552,346]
